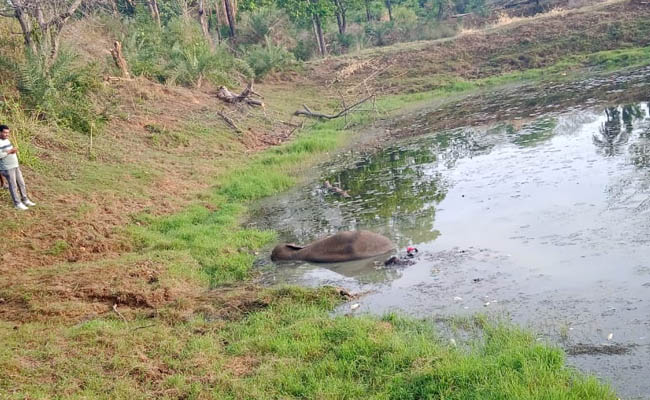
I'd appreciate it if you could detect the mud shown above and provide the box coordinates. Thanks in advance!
[254,66,650,398]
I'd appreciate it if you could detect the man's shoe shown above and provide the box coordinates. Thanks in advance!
[23,199,36,207]
[15,203,28,210]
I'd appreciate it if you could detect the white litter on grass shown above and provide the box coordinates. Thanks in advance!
[453,296,463,301]
[484,302,490,307]
[607,333,614,341]
[351,303,360,310]
[449,338,457,347]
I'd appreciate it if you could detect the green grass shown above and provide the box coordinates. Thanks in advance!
[0,287,615,399]
[130,121,348,286]
[382,45,650,110]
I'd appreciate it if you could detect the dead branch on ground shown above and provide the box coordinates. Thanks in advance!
[217,111,242,133]
[294,94,375,120]
[216,82,264,107]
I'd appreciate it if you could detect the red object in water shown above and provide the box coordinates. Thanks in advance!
[407,246,418,253]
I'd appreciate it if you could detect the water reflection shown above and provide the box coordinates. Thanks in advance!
[256,101,650,285]
[322,141,446,247]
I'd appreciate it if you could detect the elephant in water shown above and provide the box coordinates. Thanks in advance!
[271,230,395,263]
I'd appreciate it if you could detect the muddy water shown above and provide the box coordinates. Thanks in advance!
[252,94,650,397]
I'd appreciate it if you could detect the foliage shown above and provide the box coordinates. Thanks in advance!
[16,51,105,134]
[123,15,254,87]
[244,36,296,78]
[238,6,290,45]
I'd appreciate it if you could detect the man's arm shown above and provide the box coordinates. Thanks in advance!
[0,148,17,158]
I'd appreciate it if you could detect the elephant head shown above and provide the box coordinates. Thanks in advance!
[270,243,305,261]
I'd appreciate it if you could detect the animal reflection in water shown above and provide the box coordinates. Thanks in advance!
[271,231,395,263]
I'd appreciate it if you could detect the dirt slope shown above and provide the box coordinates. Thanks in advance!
[310,0,650,94]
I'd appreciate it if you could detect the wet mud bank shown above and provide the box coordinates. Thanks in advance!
[252,66,650,399]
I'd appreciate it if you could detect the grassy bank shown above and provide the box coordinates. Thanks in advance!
[0,286,616,399]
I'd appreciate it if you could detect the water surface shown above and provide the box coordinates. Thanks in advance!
[252,97,650,397]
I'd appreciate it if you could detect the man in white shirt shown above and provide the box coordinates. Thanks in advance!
[0,124,36,210]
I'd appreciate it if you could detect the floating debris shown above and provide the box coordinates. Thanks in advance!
[350,303,360,310]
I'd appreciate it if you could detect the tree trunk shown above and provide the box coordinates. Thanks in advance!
[223,0,236,38]
[198,0,214,47]
[385,0,392,21]
[365,0,372,22]
[334,0,346,35]
[147,0,161,27]
[108,0,118,16]
[211,2,222,43]
[312,15,327,57]
[13,6,37,54]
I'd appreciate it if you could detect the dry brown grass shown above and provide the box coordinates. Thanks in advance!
[308,0,650,93]
[490,8,569,29]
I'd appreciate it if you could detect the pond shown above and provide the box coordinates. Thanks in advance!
[251,79,650,398]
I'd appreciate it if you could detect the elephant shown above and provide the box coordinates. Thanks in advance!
[271,230,395,263]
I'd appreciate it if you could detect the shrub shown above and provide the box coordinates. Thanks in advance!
[238,7,291,46]
[124,16,253,87]
[16,51,105,134]
[244,37,295,79]
[292,36,318,61]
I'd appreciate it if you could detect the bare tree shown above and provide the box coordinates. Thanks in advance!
[0,0,87,66]
[146,0,161,27]
[223,0,236,37]
[198,0,213,47]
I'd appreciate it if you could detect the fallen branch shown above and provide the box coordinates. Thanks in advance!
[217,111,242,133]
[131,324,156,331]
[294,94,374,120]
[216,82,264,107]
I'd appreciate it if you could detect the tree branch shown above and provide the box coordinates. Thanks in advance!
[294,94,375,120]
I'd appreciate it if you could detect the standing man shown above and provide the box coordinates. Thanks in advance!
[0,124,36,210]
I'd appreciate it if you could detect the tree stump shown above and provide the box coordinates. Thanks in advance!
[110,41,130,79]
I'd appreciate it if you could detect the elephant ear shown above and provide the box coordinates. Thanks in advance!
[286,243,304,250]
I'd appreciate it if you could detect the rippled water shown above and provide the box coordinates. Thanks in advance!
[252,99,650,398]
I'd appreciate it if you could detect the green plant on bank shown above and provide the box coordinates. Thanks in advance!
[15,51,106,135]
[244,36,296,79]
[123,15,253,87]
[0,286,615,398]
